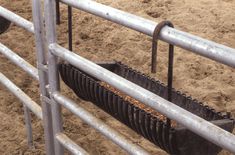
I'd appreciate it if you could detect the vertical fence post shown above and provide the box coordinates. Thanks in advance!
[23,104,34,149]
[31,0,55,154]
[44,0,64,154]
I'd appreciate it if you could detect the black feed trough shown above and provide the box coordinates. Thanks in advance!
[59,62,234,155]
[0,16,11,34]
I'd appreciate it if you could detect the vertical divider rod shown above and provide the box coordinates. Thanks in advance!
[68,6,73,51]
[23,105,34,149]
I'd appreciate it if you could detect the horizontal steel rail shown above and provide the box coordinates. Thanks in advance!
[0,43,39,80]
[56,133,89,155]
[52,92,150,155]
[50,43,235,154]
[0,72,42,119]
[0,6,34,33]
[0,4,45,153]
[61,0,235,68]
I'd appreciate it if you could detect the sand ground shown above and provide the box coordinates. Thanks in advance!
[0,0,235,154]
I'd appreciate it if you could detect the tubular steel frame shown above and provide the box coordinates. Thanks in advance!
[0,0,235,155]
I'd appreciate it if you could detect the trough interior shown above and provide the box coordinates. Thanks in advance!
[98,62,228,122]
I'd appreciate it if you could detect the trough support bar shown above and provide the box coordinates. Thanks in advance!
[49,43,235,154]
[55,0,61,25]
[151,20,175,127]
[68,6,73,51]
[60,0,235,68]
[56,133,89,155]
[52,92,150,155]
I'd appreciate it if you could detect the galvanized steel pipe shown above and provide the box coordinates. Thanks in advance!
[0,6,34,33]
[50,43,235,154]
[0,43,39,80]
[56,133,89,155]
[0,72,42,119]
[61,0,235,68]
[44,0,64,154]
[53,92,150,155]
[32,0,56,154]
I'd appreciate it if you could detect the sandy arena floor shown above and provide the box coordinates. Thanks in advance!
[0,0,235,154]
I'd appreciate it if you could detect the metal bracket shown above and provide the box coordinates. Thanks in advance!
[38,63,48,72]
[151,20,174,99]
[45,84,51,94]
[41,95,52,105]
[151,20,174,127]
